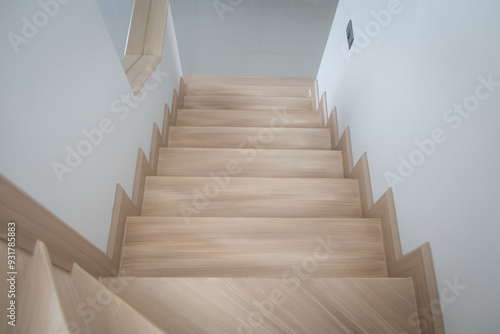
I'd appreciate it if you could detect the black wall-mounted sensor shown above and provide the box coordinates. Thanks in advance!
[347,20,354,49]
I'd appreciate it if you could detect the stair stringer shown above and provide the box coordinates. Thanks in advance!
[324,104,445,334]
[107,90,178,274]
[71,263,167,334]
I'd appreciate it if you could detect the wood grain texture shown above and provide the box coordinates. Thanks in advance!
[0,240,30,334]
[149,123,162,174]
[0,174,113,277]
[100,277,420,334]
[178,77,185,109]
[185,84,312,98]
[369,189,443,334]
[122,0,169,93]
[125,0,151,55]
[313,79,319,111]
[16,241,70,334]
[349,152,374,218]
[121,217,387,277]
[327,106,340,148]
[184,96,314,111]
[143,0,169,56]
[161,104,172,146]
[318,92,328,127]
[142,177,362,218]
[126,55,161,94]
[183,75,315,87]
[168,126,331,150]
[71,264,166,334]
[132,148,153,215]
[121,54,141,72]
[52,266,91,334]
[337,126,354,177]
[158,148,344,178]
[177,109,321,128]
[368,189,403,275]
[393,244,443,334]
[171,89,179,125]
[108,184,138,272]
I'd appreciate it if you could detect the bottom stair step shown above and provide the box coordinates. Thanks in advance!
[100,277,421,334]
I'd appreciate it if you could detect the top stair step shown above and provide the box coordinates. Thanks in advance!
[183,75,315,87]
[185,84,313,98]
[183,96,314,111]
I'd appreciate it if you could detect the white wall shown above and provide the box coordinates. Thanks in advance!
[170,0,338,78]
[317,0,500,332]
[0,0,182,252]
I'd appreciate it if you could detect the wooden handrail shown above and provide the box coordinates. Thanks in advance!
[121,0,170,94]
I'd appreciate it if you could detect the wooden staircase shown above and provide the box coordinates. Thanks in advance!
[3,76,424,333]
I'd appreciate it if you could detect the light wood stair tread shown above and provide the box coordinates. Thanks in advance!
[157,148,344,178]
[99,277,421,334]
[142,177,362,218]
[183,96,314,111]
[121,217,387,277]
[177,109,321,127]
[168,126,331,150]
